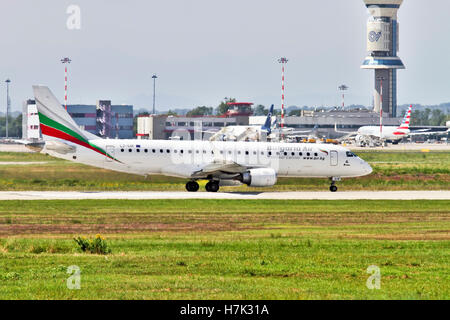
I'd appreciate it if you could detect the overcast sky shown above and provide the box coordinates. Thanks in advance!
[1,0,450,112]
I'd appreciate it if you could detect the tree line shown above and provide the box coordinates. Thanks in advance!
[0,115,22,138]
[410,109,449,126]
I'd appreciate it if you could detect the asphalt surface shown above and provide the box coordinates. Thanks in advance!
[0,191,448,200]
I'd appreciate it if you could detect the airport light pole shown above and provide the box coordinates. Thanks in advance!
[278,58,288,130]
[338,85,348,109]
[152,74,157,115]
[61,57,71,110]
[5,79,11,138]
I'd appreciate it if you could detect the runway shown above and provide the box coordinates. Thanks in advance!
[0,191,448,200]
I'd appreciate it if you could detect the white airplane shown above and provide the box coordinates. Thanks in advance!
[335,105,445,145]
[208,105,318,142]
[208,105,277,142]
[33,86,373,192]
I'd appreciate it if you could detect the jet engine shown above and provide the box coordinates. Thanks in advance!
[240,168,277,187]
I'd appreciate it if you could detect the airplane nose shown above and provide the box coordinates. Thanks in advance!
[364,162,373,175]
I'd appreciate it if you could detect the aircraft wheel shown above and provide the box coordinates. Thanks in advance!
[330,185,338,192]
[186,181,199,192]
[205,181,219,192]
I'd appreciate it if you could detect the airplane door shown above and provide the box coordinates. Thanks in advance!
[105,145,115,162]
[330,150,338,166]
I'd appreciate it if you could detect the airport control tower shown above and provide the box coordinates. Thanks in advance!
[361,0,405,118]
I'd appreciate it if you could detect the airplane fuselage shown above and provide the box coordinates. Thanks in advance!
[43,139,372,179]
[357,126,410,140]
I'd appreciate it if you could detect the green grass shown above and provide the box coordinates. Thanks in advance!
[0,151,448,191]
[0,200,448,299]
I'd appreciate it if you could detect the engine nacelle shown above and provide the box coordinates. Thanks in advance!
[240,168,277,187]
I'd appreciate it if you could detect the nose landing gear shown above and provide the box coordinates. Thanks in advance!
[329,177,341,192]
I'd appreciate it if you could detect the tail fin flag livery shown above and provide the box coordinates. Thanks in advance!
[261,104,274,134]
[397,105,412,130]
[33,85,118,161]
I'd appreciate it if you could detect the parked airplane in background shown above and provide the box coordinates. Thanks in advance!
[335,105,446,146]
[209,105,320,142]
[33,86,372,192]
[208,105,276,141]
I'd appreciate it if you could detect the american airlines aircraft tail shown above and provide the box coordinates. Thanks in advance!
[396,104,412,131]
[33,85,373,192]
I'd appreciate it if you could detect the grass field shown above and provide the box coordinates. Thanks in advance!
[0,151,448,191]
[0,199,448,299]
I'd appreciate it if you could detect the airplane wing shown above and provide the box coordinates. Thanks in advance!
[160,160,254,180]
[191,160,251,179]
[408,129,449,136]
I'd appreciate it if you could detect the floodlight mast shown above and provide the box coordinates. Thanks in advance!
[5,79,11,138]
[152,74,158,115]
[61,57,72,111]
[278,57,288,140]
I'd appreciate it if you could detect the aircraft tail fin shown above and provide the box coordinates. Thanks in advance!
[261,104,274,133]
[397,105,412,130]
[33,85,99,144]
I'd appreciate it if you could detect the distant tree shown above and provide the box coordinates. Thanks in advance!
[166,110,178,116]
[186,106,213,117]
[430,109,446,126]
[216,97,236,115]
[0,114,22,137]
[253,104,268,116]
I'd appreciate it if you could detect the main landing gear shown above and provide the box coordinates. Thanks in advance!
[185,180,220,192]
[205,180,220,192]
[329,177,341,192]
[185,181,199,192]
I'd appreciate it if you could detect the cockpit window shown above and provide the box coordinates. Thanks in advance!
[346,151,357,157]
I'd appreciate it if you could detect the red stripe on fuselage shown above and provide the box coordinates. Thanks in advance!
[40,123,108,158]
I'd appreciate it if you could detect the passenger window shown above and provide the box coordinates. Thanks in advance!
[144,149,148,153]
[314,153,318,157]
[167,149,170,153]
[284,152,287,156]
[152,149,156,153]
[160,149,164,153]
[128,149,132,153]
[299,152,302,156]
[180,150,184,154]
[120,149,124,152]
[245,151,249,155]
[307,152,310,157]
[291,152,295,156]
[268,151,272,156]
